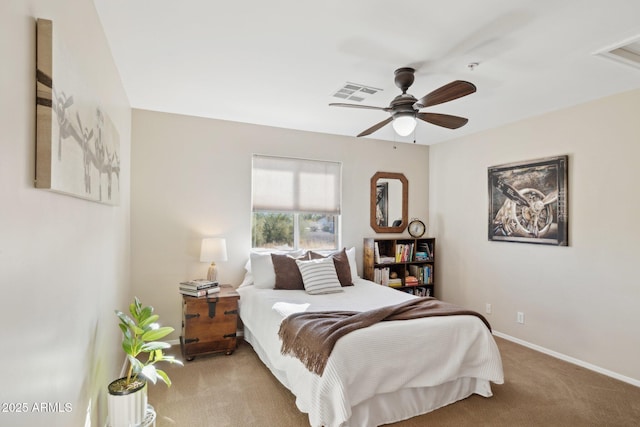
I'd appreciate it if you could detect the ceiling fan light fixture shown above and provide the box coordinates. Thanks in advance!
[330,68,475,137]
[392,113,416,136]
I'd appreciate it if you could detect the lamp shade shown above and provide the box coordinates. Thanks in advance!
[200,237,228,262]
[392,113,417,136]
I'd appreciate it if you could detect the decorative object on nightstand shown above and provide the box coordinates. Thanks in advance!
[200,237,228,281]
[180,284,240,361]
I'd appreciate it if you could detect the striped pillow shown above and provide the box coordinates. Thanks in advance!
[296,257,344,295]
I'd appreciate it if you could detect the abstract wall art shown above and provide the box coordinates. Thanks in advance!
[35,18,120,205]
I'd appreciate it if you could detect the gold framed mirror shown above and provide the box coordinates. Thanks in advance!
[370,172,408,233]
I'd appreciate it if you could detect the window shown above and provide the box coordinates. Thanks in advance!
[251,155,341,251]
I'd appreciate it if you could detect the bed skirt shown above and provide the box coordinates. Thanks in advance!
[243,325,493,427]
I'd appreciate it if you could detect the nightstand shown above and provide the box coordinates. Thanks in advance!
[180,284,239,361]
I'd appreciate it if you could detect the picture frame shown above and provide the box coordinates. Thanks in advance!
[488,155,568,246]
[35,18,120,205]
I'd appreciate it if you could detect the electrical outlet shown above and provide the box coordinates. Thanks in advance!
[517,312,525,324]
[485,303,492,314]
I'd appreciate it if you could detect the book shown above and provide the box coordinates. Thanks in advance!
[179,279,219,290]
[418,242,432,259]
[395,244,408,262]
[179,286,221,297]
[414,251,428,261]
[387,278,402,288]
[181,278,217,286]
[179,283,218,293]
[408,265,422,283]
[394,243,414,262]
[373,267,390,286]
[405,275,419,286]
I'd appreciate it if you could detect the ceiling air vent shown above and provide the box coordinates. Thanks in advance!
[595,35,640,70]
[332,82,382,102]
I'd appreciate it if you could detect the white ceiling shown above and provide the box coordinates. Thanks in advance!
[93,0,640,145]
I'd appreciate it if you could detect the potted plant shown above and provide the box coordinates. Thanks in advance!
[108,297,183,427]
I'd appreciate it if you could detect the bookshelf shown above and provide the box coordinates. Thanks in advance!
[363,237,435,297]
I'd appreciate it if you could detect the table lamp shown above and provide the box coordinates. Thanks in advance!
[200,237,227,282]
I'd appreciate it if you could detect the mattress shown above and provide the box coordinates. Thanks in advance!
[238,278,504,427]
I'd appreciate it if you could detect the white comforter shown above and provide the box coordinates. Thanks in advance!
[238,278,503,427]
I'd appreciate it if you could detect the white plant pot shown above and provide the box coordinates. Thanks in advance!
[107,378,148,427]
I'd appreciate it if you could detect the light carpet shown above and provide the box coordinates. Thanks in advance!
[149,337,640,426]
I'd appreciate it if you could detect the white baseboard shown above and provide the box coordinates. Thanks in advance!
[493,331,640,388]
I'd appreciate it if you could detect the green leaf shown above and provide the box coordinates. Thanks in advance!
[132,324,145,336]
[141,342,171,352]
[116,312,137,330]
[138,306,153,323]
[150,349,162,363]
[139,314,159,329]
[122,340,133,356]
[141,326,174,342]
[128,355,144,373]
[141,365,158,384]
[155,369,172,387]
[130,341,143,356]
[162,355,184,366]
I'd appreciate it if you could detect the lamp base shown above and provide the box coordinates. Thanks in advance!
[206,263,218,282]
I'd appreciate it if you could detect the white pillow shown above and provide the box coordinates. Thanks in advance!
[250,252,276,288]
[249,250,305,288]
[346,247,359,281]
[296,257,344,295]
[238,271,254,288]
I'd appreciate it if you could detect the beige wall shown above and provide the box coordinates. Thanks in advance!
[0,1,131,426]
[429,88,640,384]
[130,109,430,341]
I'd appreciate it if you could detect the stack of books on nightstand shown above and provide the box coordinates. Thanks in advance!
[179,279,219,297]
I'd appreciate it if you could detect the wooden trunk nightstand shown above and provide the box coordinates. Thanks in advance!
[180,284,239,361]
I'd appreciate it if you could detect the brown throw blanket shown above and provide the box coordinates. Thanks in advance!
[278,297,491,376]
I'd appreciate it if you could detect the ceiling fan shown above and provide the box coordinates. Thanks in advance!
[330,67,476,137]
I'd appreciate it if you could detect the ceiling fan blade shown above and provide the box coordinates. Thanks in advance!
[357,117,393,137]
[415,80,476,108]
[417,112,469,129]
[329,102,391,112]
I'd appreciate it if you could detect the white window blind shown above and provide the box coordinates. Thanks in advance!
[252,155,342,215]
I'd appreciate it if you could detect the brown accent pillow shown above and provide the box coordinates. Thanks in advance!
[271,252,308,290]
[309,248,353,287]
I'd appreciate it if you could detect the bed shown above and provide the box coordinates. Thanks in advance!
[237,250,504,427]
